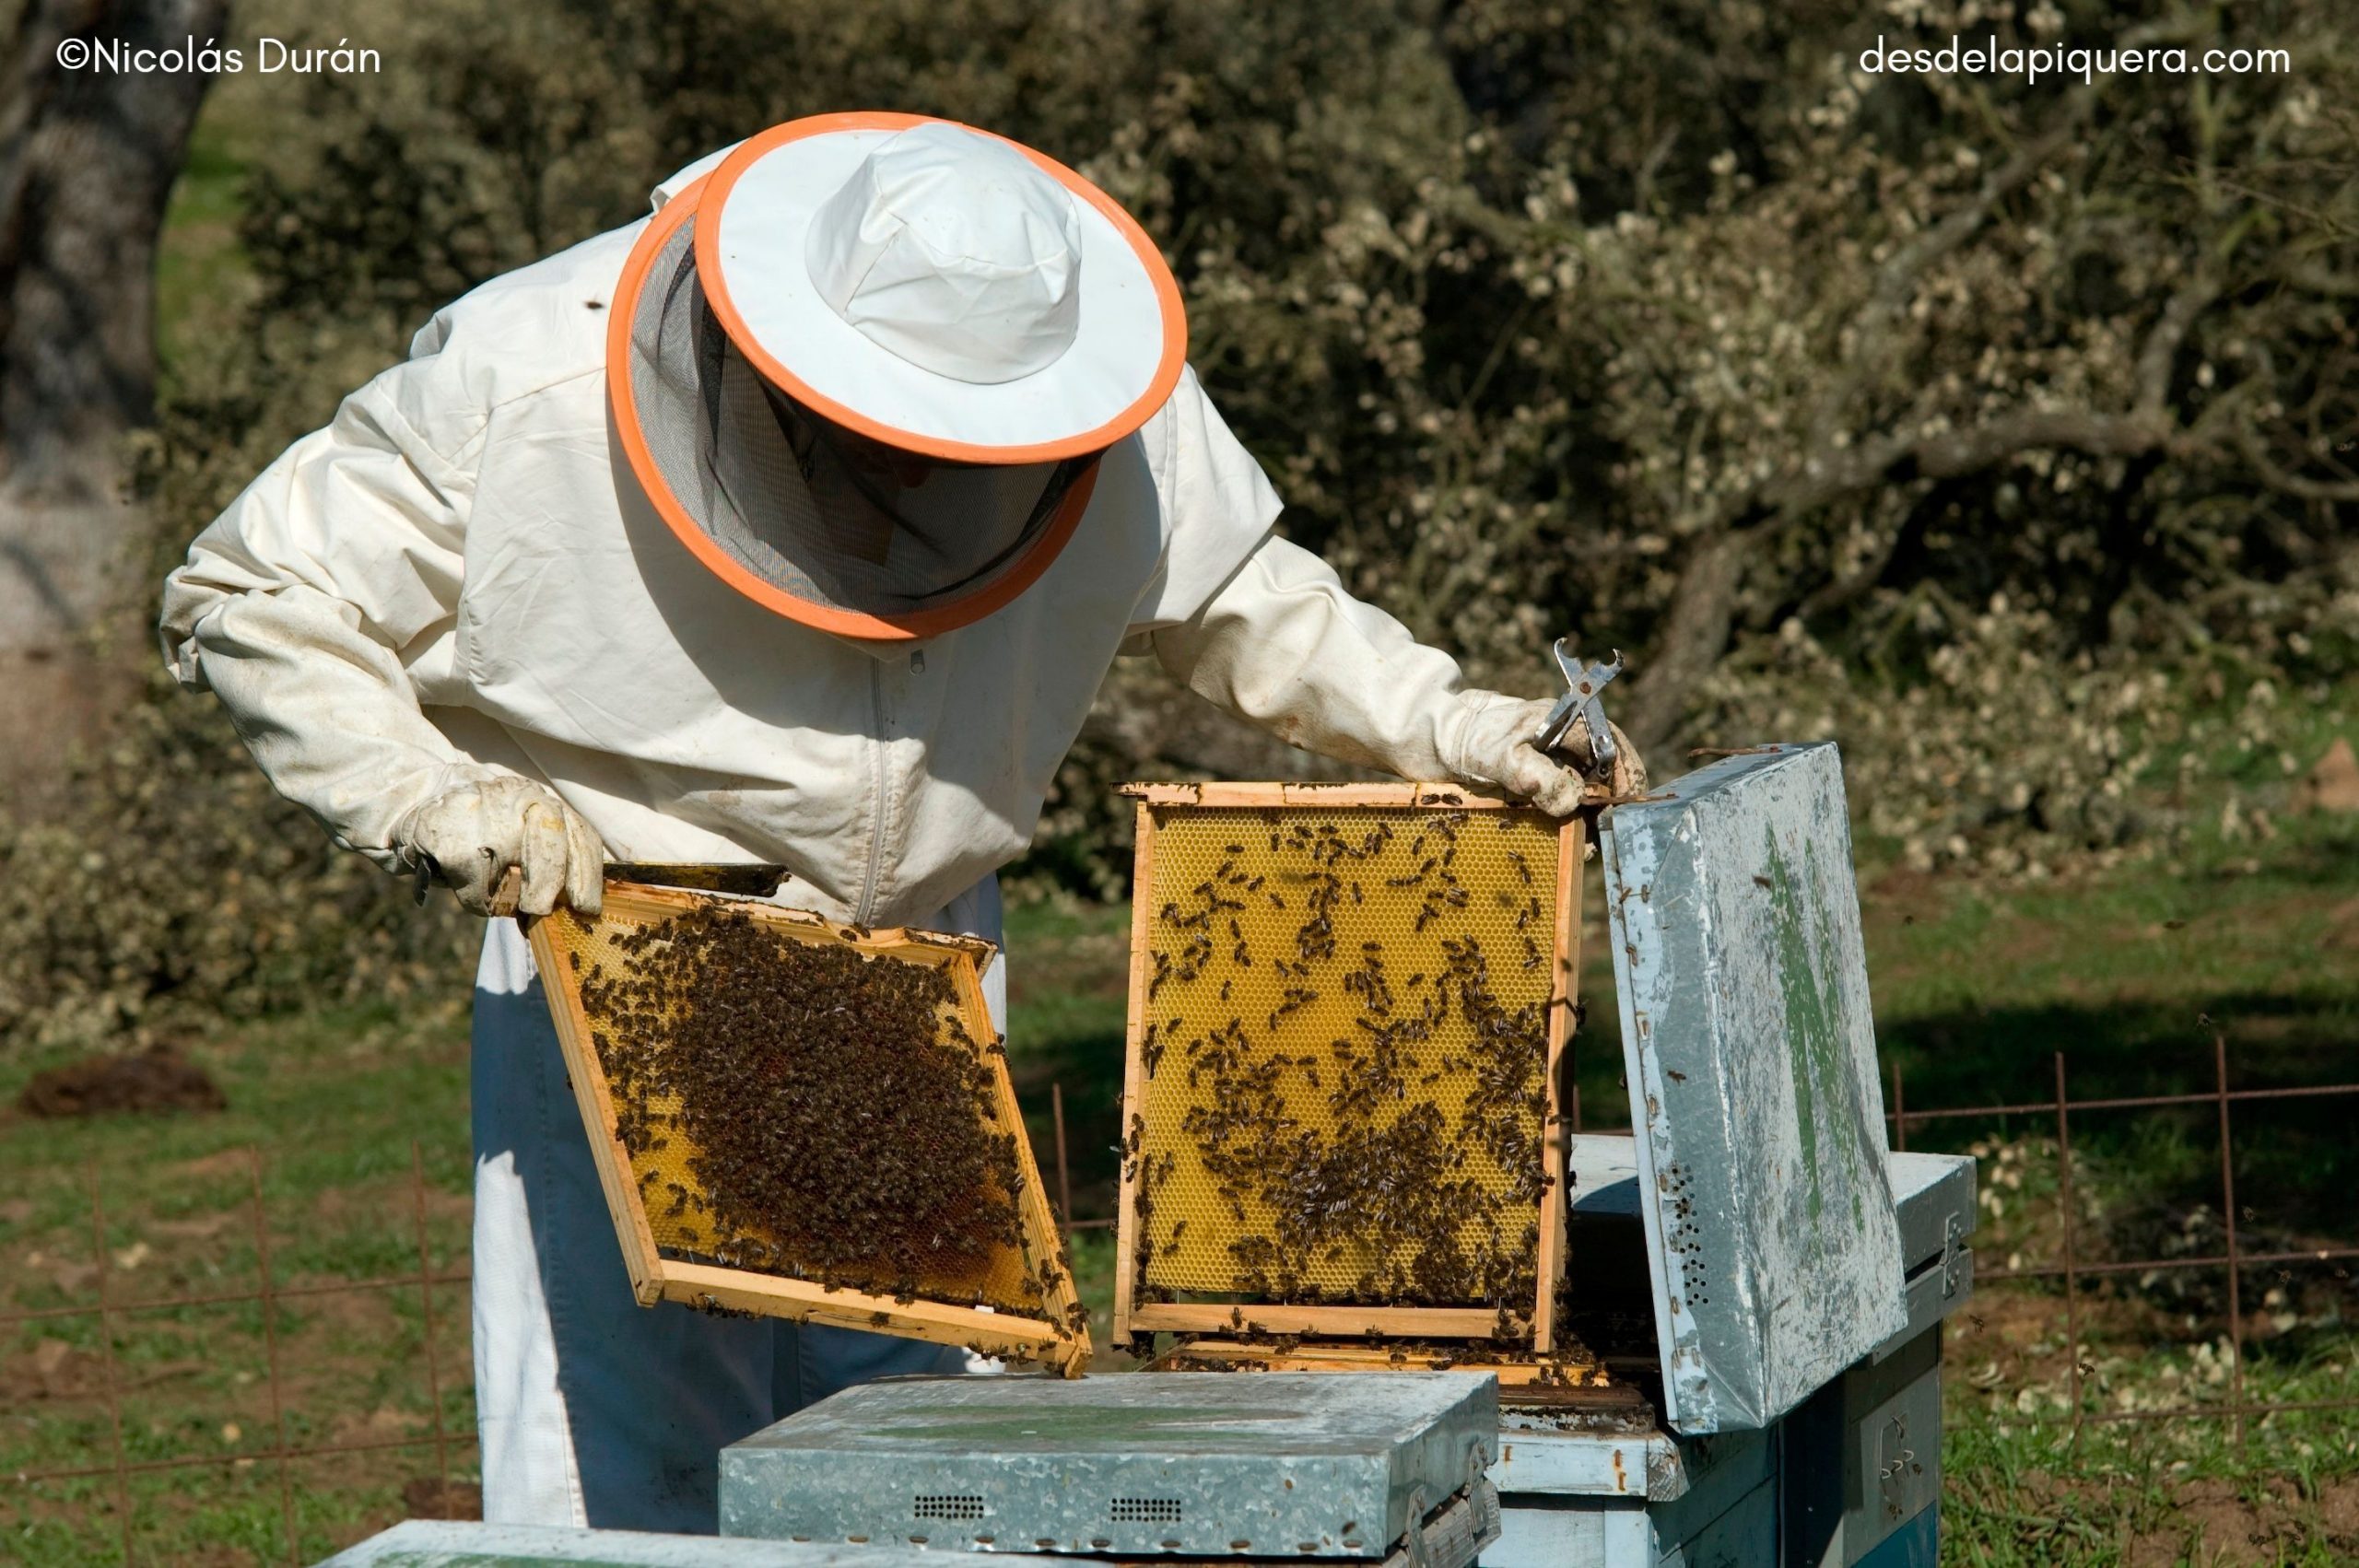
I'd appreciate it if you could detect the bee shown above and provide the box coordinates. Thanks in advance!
[583,901,1030,1309]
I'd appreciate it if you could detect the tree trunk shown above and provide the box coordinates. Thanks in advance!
[1621,527,1750,760]
[0,0,225,801]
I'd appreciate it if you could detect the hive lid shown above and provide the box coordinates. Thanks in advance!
[321,1518,949,1565]
[720,1371,1498,1555]
[1601,742,1907,1434]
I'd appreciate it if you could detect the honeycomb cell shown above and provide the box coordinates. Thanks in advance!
[536,893,1046,1315]
[1132,803,1567,1308]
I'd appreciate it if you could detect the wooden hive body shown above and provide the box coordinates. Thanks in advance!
[1113,782,1590,1366]
[530,881,1087,1374]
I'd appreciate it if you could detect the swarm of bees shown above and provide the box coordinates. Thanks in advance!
[1131,806,1561,1314]
[573,902,1034,1309]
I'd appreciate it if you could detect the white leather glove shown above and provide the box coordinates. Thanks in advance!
[1442,693,1649,815]
[393,777,606,918]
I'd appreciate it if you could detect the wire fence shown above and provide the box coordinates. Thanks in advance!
[11,1044,2357,1563]
[4,1145,470,1567]
[1054,1042,2359,1443]
[1880,1036,2359,1442]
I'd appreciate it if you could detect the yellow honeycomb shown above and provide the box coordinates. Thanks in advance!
[535,892,1045,1315]
[1133,803,1566,1306]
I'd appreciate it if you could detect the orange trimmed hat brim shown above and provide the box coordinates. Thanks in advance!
[607,179,1099,641]
[696,111,1187,465]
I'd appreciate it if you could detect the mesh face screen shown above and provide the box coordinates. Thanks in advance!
[624,217,1074,615]
[537,895,1042,1314]
[1133,805,1564,1308]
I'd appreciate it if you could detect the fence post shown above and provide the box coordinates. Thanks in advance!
[1892,1060,1907,1153]
[248,1151,299,1564]
[1052,1082,1074,1254]
[2216,1032,2246,1446]
[85,1164,136,1567]
[409,1142,454,1507]
[2054,1053,2081,1439]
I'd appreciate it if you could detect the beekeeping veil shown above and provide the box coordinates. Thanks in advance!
[609,113,1187,639]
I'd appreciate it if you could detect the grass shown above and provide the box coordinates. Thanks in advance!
[54,41,2353,1562]
[2,790,2353,1561]
[0,1000,474,1566]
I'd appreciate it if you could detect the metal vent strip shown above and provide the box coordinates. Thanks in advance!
[1110,1497,1184,1522]
[913,1494,988,1519]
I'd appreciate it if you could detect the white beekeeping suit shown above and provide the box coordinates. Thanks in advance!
[159,115,1636,1534]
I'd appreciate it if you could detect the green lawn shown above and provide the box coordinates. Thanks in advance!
[6,755,2355,1562]
[50,49,2353,1563]
[1,1000,474,1565]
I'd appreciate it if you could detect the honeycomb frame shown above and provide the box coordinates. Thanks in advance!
[1111,781,1588,1354]
[527,879,1087,1374]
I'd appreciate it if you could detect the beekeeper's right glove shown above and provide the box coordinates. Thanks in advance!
[1148,534,1649,815]
[393,777,606,918]
[1441,693,1648,813]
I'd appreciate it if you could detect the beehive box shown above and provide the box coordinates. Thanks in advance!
[1113,783,1588,1356]
[528,881,1087,1373]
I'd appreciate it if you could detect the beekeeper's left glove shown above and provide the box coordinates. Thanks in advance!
[393,777,606,918]
[1443,692,1649,815]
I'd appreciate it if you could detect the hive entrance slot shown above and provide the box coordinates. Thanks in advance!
[1110,1497,1184,1522]
[913,1495,988,1519]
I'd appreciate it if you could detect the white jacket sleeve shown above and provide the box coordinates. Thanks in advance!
[158,349,504,873]
[1150,533,1493,782]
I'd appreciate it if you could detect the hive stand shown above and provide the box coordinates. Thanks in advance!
[1111,782,1592,1363]
[529,880,1087,1375]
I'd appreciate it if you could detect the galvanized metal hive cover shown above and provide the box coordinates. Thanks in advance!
[720,1372,1497,1556]
[1602,742,1907,1434]
[318,1519,946,1566]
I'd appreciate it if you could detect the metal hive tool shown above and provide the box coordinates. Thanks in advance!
[1112,783,1590,1358]
[529,876,1087,1372]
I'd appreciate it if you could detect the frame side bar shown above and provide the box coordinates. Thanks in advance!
[1111,801,1157,1345]
[529,916,668,1305]
[1534,813,1587,1352]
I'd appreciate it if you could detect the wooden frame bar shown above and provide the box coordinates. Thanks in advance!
[1156,1339,1615,1389]
[651,1260,1067,1363]
[1127,1304,1504,1338]
[529,881,1086,1374]
[1109,803,1157,1347]
[1120,781,1512,809]
[533,908,669,1306]
[1533,814,1587,1353]
[1113,789,1591,1357]
[1118,780,1610,810]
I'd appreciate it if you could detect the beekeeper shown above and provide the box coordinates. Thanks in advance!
[160,113,1642,1533]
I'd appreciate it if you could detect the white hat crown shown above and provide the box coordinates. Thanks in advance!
[804,123,1084,386]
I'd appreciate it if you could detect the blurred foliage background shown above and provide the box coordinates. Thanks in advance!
[1,0,2354,1052]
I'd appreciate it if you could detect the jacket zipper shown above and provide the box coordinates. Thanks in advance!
[854,660,888,925]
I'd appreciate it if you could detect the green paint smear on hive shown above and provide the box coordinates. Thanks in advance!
[1765,830,1845,1224]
